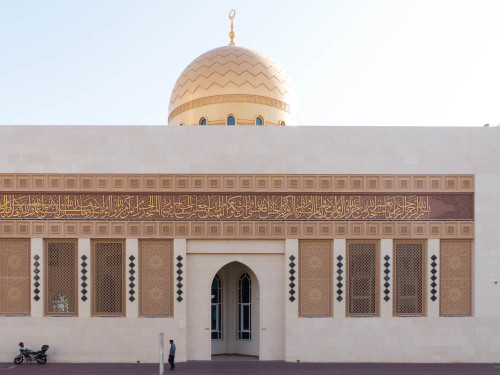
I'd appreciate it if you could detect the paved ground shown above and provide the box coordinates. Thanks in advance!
[2,362,500,374]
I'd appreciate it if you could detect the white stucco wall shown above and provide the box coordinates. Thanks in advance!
[0,125,499,363]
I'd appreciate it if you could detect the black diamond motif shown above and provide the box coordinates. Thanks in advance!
[337,269,343,275]
[34,275,40,281]
[431,282,437,288]
[130,289,135,295]
[337,276,342,281]
[290,289,296,295]
[337,262,343,268]
[384,255,390,261]
[129,276,135,282]
[82,275,87,281]
[34,281,40,288]
[177,255,183,261]
[129,283,135,289]
[384,290,390,295]
[34,295,40,301]
[81,261,87,268]
[431,275,437,281]
[177,269,183,275]
[336,282,343,289]
[337,255,343,261]
[431,255,437,261]
[337,296,343,302]
[384,282,390,288]
[81,255,87,261]
[177,290,183,295]
[289,282,295,289]
[289,262,295,268]
[431,262,437,268]
[289,296,296,302]
[129,255,136,261]
[337,289,343,295]
[82,282,88,288]
[177,296,183,302]
[289,255,296,261]
[431,295,437,302]
[81,295,88,302]
[177,276,183,282]
[129,262,135,269]
[289,275,295,282]
[384,276,390,281]
[176,283,183,289]
[34,269,40,274]
[384,262,390,268]
[290,269,295,275]
[34,288,40,294]
[130,269,135,275]
[177,262,183,268]
[431,269,437,275]
[82,269,87,275]
[129,296,135,302]
[34,261,40,268]
[34,255,40,261]
[384,269,390,275]
[431,289,436,294]
[81,289,87,295]
[384,296,390,302]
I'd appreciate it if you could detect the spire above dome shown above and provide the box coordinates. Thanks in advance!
[228,9,236,46]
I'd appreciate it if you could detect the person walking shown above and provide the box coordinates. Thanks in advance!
[168,339,176,370]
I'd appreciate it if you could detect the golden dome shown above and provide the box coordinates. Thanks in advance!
[168,45,298,126]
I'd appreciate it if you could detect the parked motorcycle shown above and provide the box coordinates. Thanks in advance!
[14,342,49,365]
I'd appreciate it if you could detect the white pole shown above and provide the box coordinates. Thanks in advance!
[159,332,164,375]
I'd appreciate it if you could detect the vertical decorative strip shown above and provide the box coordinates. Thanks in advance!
[430,254,438,302]
[176,255,184,302]
[288,255,296,302]
[80,255,88,302]
[33,254,41,302]
[383,254,391,302]
[128,255,136,302]
[336,255,343,302]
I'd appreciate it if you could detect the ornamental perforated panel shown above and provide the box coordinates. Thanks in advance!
[440,240,472,316]
[347,241,379,317]
[0,239,30,315]
[45,240,78,316]
[139,240,173,317]
[299,240,332,317]
[394,241,426,316]
[91,240,125,316]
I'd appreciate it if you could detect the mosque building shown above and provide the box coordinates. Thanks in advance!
[0,10,499,364]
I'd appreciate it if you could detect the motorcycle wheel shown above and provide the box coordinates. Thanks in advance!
[36,355,47,365]
[14,356,23,365]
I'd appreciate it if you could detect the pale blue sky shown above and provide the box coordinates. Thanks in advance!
[0,0,498,126]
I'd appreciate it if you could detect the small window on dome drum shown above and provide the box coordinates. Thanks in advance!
[227,116,235,126]
[256,116,263,126]
[199,118,207,125]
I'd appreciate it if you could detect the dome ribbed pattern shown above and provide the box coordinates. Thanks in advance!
[168,46,296,115]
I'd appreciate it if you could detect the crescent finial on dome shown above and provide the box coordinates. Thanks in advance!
[228,9,236,46]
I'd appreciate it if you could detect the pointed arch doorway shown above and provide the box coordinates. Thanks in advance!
[210,261,260,359]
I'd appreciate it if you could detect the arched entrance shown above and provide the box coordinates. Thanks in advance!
[210,261,260,359]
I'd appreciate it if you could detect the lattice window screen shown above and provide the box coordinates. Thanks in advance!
[0,239,30,315]
[347,241,379,317]
[394,241,426,316]
[92,240,125,316]
[139,240,173,317]
[45,240,77,316]
[440,240,472,316]
[299,240,332,317]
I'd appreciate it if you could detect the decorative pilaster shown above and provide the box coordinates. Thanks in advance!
[78,239,91,317]
[173,239,186,319]
[428,239,440,317]
[333,239,346,318]
[126,239,139,318]
[285,239,298,318]
[30,238,43,317]
[380,239,393,317]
